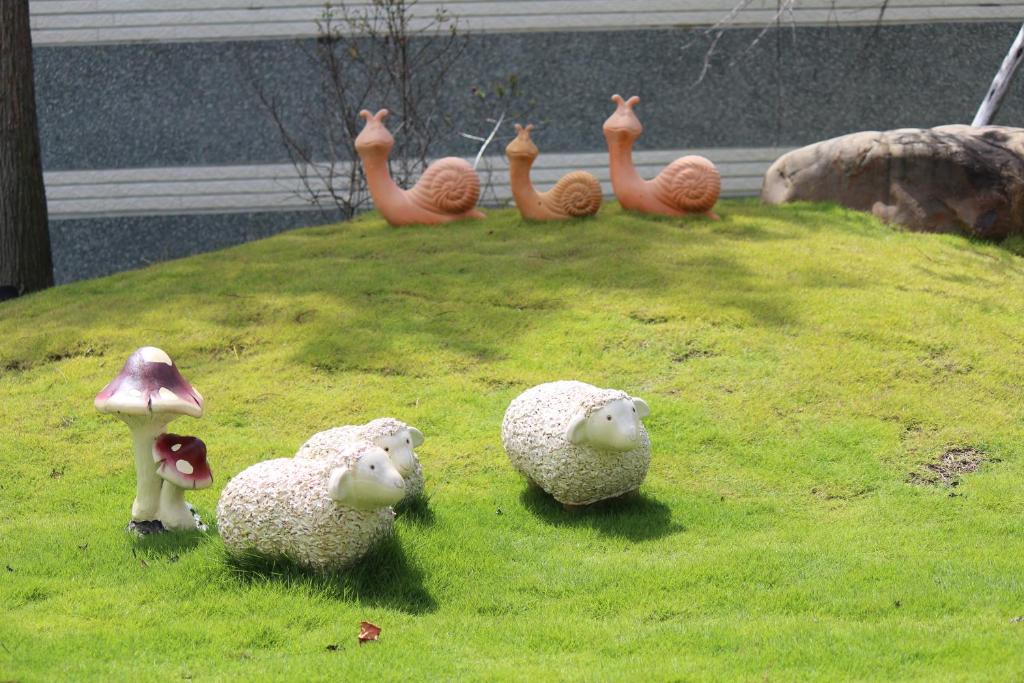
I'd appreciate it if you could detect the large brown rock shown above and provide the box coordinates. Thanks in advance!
[761,125,1024,239]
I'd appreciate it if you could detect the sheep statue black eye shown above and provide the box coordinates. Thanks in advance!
[384,447,390,452]
[606,415,613,421]
[370,465,375,470]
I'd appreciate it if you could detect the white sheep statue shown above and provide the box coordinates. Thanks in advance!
[501,381,652,507]
[216,442,406,570]
[295,418,426,501]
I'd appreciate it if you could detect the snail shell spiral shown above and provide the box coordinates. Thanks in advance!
[653,155,721,213]
[548,171,603,217]
[413,157,481,215]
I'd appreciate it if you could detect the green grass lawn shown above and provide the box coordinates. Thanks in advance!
[3,200,1024,681]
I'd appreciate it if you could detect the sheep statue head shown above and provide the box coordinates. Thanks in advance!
[373,424,424,479]
[566,396,650,452]
[327,446,406,510]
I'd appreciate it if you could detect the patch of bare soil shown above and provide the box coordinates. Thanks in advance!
[907,447,988,487]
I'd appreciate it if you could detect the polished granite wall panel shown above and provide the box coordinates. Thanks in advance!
[35,22,1024,171]
[49,210,321,283]
[36,20,1024,283]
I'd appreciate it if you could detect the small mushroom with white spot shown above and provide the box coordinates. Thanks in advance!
[153,434,213,530]
[94,346,204,533]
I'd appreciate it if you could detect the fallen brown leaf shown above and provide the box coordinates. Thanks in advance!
[358,621,381,644]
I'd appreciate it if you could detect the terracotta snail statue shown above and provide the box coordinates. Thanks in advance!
[505,123,603,220]
[603,94,721,219]
[355,108,486,226]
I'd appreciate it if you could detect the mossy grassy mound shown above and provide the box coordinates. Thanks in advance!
[2,201,1024,679]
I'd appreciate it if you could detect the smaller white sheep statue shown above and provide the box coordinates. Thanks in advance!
[216,442,406,570]
[295,417,426,501]
[501,381,651,507]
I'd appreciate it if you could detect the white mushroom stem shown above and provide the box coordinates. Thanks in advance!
[157,482,197,531]
[126,417,171,521]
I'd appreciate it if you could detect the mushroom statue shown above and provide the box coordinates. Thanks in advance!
[153,434,213,530]
[94,346,207,533]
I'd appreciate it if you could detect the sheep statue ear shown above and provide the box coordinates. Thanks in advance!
[632,398,650,418]
[566,413,589,445]
[408,427,425,447]
[327,465,354,504]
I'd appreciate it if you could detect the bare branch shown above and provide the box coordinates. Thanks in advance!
[683,0,754,48]
[691,31,723,87]
[684,0,900,87]
[973,22,1024,126]
[728,0,796,68]
[471,111,505,169]
[246,0,469,216]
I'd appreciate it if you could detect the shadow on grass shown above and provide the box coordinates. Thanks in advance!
[0,201,892,376]
[225,534,437,614]
[395,493,435,527]
[131,528,208,558]
[519,485,682,542]
[231,203,863,375]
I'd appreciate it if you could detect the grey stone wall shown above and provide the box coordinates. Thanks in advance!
[48,211,320,283]
[32,21,1024,283]
[37,23,1024,171]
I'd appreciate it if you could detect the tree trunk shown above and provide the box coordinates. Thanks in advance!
[973,23,1024,127]
[0,0,53,295]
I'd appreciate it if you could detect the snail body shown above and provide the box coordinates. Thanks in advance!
[602,95,720,219]
[355,109,485,226]
[506,123,602,221]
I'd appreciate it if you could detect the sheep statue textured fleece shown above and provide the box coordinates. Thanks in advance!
[501,381,652,506]
[216,442,405,570]
[295,417,426,501]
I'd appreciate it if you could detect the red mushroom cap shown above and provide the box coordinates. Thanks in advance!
[95,347,203,419]
[153,434,212,490]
